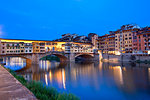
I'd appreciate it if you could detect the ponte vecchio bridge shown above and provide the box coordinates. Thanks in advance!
[0,38,100,64]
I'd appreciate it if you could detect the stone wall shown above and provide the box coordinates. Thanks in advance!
[102,53,150,62]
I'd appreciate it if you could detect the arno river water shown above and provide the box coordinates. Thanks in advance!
[2,57,150,100]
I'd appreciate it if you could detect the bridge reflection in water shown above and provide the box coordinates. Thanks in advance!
[2,57,150,100]
[2,57,26,70]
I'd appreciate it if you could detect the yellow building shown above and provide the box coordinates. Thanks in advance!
[115,29,133,54]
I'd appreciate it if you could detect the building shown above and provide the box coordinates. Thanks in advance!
[54,33,78,42]
[98,34,109,53]
[132,31,138,53]
[97,33,115,54]
[88,33,98,49]
[97,24,143,55]
[24,43,33,53]
[65,42,93,53]
[73,36,90,43]
[108,33,115,54]
[114,24,140,54]
[136,27,150,53]
[0,38,94,55]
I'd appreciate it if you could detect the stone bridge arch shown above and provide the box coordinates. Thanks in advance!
[75,53,94,58]
[0,54,32,66]
[74,53,95,61]
[39,53,68,62]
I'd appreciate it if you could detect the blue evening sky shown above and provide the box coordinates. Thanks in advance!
[0,0,150,40]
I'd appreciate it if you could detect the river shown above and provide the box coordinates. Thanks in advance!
[1,57,150,100]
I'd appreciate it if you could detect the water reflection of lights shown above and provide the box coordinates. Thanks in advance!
[47,69,66,89]
[40,60,60,70]
[113,66,124,85]
[41,61,67,89]
[148,68,150,82]
[49,70,52,82]
[4,57,26,70]
[62,69,66,89]
[45,74,48,85]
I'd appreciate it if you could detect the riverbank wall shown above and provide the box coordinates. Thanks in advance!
[101,53,150,62]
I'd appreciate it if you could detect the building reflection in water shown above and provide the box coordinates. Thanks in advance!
[149,68,150,83]
[5,57,150,100]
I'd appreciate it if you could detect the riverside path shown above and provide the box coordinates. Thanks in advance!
[0,65,37,100]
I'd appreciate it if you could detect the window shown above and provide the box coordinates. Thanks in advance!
[139,40,141,42]
[133,36,137,39]
[129,37,132,39]
[143,34,146,37]
[46,43,51,45]
[129,34,131,36]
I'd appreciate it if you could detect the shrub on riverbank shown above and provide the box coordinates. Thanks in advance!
[8,69,79,100]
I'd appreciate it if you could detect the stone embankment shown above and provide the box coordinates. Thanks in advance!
[0,65,37,100]
[102,53,150,62]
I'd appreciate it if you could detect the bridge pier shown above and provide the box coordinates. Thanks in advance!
[93,54,99,61]
[31,53,40,65]
[64,53,75,62]
[26,58,32,66]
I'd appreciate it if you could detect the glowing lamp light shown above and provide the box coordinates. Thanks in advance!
[115,51,121,55]
[148,50,150,54]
